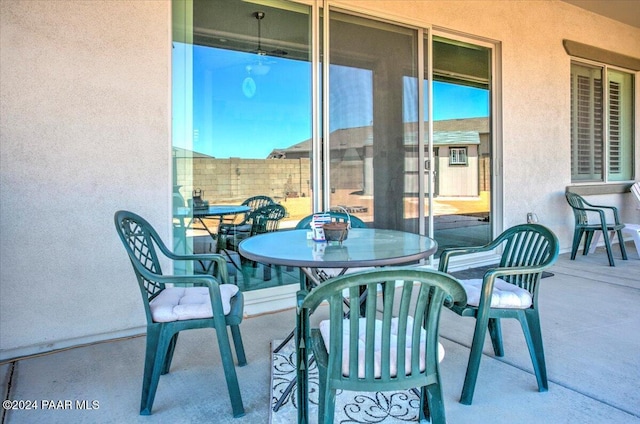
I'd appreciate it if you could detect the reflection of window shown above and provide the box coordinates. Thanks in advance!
[570,61,635,182]
[449,147,467,165]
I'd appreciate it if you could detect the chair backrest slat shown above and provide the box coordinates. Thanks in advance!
[302,268,466,391]
[250,203,287,235]
[496,225,556,293]
[566,192,590,225]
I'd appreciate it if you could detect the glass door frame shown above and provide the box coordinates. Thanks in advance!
[321,3,502,248]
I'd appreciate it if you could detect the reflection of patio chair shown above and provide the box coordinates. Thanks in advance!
[439,224,559,405]
[295,211,368,281]
[297,267,466,424]
[565,191,627,266]
[114,211,246,417]
[217,195,274,250]
[227,203,287,282]
[295,211,367,230]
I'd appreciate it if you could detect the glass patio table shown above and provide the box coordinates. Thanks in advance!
[238,228,437,422]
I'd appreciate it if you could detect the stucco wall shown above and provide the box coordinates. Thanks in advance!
[0,0,170,359]
[0,0,638,359]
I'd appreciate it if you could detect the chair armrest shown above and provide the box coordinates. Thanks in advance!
[154,273,218,287]
[135,265,220,290]
[483,264,550,280]
[438,244,497,272]
[579,199,623,224]
[162,252,230,284]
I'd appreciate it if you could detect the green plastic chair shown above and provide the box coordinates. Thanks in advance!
[295,211,368,230]
[297,267,467,424]
[565,191,627,266]
[438,224,559,405]
[114,210,247,417]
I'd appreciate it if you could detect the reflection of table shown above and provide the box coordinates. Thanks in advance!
[238,228,437,421]
[191,205,251,242]
[176,205,251,272]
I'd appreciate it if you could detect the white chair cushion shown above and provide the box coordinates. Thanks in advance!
[319,316,445,378]
[149,285,239,323]
[459,278,532,309]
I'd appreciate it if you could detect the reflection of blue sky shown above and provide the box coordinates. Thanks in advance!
[174,44,488,158]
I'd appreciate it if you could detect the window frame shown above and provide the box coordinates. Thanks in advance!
[448,147,468,166]
[570,58,635,184]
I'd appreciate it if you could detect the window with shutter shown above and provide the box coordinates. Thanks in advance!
[570,61,634,183]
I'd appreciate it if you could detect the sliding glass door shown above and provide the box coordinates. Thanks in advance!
[172,1,497,289]
[325,11,494,251]
[172,0,313,229]
[429,35,493,251]
[327,11,420,232]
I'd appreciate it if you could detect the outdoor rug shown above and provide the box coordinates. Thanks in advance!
[270,340,423,424]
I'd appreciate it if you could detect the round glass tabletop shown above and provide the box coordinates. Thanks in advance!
[239,228,437,268]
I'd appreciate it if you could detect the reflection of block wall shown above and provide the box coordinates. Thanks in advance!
[330,162,364,192]
[479,156,490,192]
[176,157,311,203]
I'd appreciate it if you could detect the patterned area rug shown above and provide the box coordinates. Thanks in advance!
[269,340,422,424]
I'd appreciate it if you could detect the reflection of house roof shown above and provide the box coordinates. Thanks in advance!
[173,147,215,159]
[433,131,480,145]
[269,117,488,157]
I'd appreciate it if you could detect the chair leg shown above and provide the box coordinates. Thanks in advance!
[323,388,337,424]
[140,325,172,415]
[215,324,245,417]
[316,357,329,424]
[583,231,595,255]
[423,383,446,424]
[263,263,273,281]
[570,229,582,260]
[518,310,548,392]
[230,325,247,366]
[616,230,628,260]
[162,332,179,375]
[488,318,504,357]
[601,227,616,266]
[460,314,490,405]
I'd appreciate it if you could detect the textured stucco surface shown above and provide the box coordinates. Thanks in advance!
[0,0,171,359]
[0,0,638,358]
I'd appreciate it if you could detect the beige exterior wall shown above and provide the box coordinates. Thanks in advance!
[0,0,171,359]
[1,0,638,359]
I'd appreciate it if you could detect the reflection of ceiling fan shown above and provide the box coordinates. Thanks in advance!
[242,11,288,98]
[252,11,288,58]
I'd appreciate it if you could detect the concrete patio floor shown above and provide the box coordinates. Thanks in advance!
[1,243,639,424]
